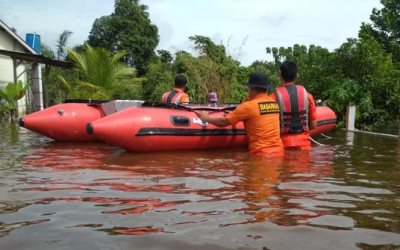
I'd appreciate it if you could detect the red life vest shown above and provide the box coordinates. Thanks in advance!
[275,84,309,135]
[162,91,185,104]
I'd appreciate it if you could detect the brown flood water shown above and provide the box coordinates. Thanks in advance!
[0,123,399,250]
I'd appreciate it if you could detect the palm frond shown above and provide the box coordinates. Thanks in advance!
[62,44,137,100]
[57,30,72,59]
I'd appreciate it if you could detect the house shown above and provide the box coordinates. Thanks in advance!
[0,18,43,114]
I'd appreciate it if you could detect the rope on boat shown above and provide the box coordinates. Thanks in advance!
[309,136,325,146]
[320,133,333,139]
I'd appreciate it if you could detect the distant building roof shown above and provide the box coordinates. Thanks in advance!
[0,49,73,68]
[0,19,72,68]
[0,18,36,54]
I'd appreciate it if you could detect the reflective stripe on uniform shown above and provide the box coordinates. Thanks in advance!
[162,91,183,104]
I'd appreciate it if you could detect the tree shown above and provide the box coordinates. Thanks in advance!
[266,44,337,100]
[142,36,246,104]
[56,30,73,60]
[40,43,55,59]
[359,0,400,62]
[238,60,280,89]
[88,0,159,75]
[189,35,227,63]
[157,49,173,66]
[265,39,399,129]
[183,35,243,103]
[40,41,74,106]
[141,50,175,101]
[142,61,173,102]
[59,45,136,100]
[332,37,398,129]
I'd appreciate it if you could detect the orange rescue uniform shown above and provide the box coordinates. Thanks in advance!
[161,88,190,104]
[272,92,317,150]
[226,93,283,157]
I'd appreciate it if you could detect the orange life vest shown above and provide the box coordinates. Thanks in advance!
[162,91,185,104]
[275,83,309,135]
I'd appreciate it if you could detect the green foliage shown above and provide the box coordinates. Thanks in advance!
[266,36,399,130]
[142,36,246,104]
[182,36,243,103]
[157,50,173,66]
[0,81,27,102]
[189,35,227,63]
[140,50,175,101]
[359,0,400,62]
[324,78,360,123]
[0,81,29,121]
[59,44,136,100]
[142,62,174,102]
[239,60,281,89]
[334,37,398,128]
[40,43,55,59]
[44,68,77,106]
[88,0,159,75]
[39,1,398,131]
[266,44,336,100]
[112,78,145,100]
[41,31,73,106]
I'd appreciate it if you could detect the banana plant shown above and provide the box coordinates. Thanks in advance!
[0,81,29,121]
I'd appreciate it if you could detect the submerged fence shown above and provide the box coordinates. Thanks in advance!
[345,106,400,143]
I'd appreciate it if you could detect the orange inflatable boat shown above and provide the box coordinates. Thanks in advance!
[88,103,336,152]
[19,100,143,142]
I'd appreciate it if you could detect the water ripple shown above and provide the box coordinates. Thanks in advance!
[1,127,400,249]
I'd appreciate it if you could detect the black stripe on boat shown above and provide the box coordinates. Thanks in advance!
[136,128,247,136]
[317,119,336,126]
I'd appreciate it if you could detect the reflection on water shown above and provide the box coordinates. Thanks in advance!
[0,123,400,250]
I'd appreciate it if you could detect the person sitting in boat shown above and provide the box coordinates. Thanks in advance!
[208,91,218,106]
[197,72,284,157]
[274,60,317,150]
[161,74,190,104]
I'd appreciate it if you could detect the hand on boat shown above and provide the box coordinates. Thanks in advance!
[196,111,209,122]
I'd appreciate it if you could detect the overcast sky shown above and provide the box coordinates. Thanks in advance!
[0,0,382,65]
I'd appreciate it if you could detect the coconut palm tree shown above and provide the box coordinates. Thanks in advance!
[56,30,72,60]
[59,44,136,100]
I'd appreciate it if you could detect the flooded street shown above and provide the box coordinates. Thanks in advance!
[0,123,399,250]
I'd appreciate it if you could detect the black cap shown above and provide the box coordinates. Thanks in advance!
[175,74,187,88]
[247,72,271,90]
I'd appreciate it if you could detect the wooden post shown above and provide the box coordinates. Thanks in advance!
[346,106,356,131]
